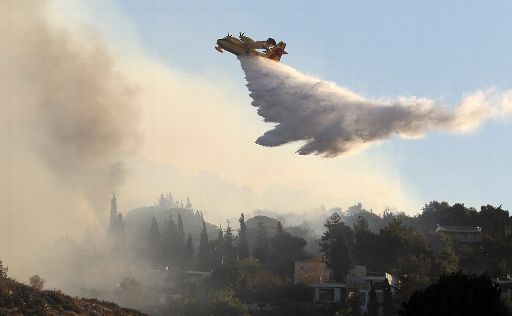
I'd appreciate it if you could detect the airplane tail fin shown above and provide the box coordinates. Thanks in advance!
[265,41,288,62]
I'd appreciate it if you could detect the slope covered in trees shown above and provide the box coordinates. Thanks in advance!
[125,194,218,255]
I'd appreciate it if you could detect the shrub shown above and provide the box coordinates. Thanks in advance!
[29,274,45,290]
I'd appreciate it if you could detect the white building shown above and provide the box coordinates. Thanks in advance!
[294,262,399,312]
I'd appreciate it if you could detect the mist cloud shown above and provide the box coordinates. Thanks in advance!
[240,56,510,156]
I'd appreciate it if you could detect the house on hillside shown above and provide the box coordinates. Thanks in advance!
[312,283,347,304]
[346,265,399,314]
[294,262,398,312]
[435,224,482,243]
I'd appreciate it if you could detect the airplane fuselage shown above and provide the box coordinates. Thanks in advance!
[216,37,251,56]
[215,34,287,62]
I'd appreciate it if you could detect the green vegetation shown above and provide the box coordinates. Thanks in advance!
[11,194,512,315]
[320,213,354,281]
[119,198,512,315]
[400,272,509,316]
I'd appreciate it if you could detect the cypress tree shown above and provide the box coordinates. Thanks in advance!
[177,213,185,265]
[382,278,395,316]
[217,226,224,243]
[368,280,379,316]
[162,214,180,266]
[177,213,185,242]
[253,222,270,262]
[223,225,236,266]
[198,219,210,271]
[148,216,161,266]
[276,221,284,235]
[183,233,195,269]
[209,227,224,267]
[320,212,354,281]
[238,213,250,259]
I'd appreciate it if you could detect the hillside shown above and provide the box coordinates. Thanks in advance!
[126,205,219,251]
[0,277,145,316]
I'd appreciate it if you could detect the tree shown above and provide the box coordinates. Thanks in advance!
[394,255,432,300]
[29,274,45,290]
[295,258,329,284]
[400,272,509,316]
[183,233,195,269]
[148,216,161,266]
[217,226,224,243]
[368,281,379,316]
[378,218,430,273]
[210,227,224,268]
[277,221,284,235]
[223,225,237,266]
[433,238,458,276]
[210,265,243,291]
[320,213,354,281]
[417,201,478,234]
[198,219,210,271]
[353,216,378,269]
[382,279,395,316]
[209,288,250,316]
[237,257,283,289]
[177,213,185,241]
[253,222,270,263]
[349,290,362,316]
[107,193,125,253]
[238,213,250,259]
[177,213,186,265]
[162,214,182,266]
[269,225,308,278]
[478,204,510,240]
[0,260,7,278]
[158,193,171,208]
[185,197,193,209]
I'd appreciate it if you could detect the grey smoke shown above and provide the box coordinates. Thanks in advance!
[240,56,503,157]
[1,0,140,211]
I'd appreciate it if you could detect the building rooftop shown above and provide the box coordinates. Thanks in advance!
[311,282,346,288]
[436,225,481,233]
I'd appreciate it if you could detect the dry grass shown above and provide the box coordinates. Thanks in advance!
[0,277,146,315]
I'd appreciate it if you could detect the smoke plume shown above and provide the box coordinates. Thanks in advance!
[240,56,511,156]
[1,1,140,211]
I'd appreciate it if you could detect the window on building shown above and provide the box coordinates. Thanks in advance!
[319,289,335,302]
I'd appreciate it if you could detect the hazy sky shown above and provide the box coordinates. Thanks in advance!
[48,0,512,219]
[4,0,512,246]
[114,0,512,218]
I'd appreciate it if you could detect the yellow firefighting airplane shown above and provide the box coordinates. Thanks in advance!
[215,32,288,62]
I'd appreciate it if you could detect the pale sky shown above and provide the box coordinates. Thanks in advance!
[4,0,512,241]
[61,0,512,223]
[114,0,512,219]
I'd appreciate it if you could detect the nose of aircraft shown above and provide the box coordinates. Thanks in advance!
[215,39,224,53]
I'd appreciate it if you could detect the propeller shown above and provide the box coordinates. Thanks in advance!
[227,32,231,37]
[266,38,277,46]
[239,32,245,37]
